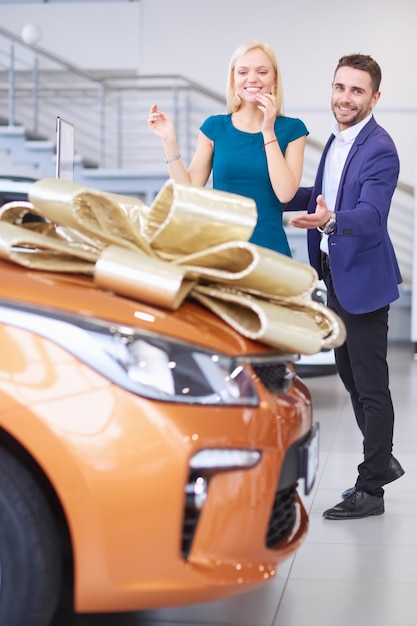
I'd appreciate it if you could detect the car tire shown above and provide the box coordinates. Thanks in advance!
[0,446,62,626]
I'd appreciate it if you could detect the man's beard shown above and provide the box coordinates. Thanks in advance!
[332,104,365,127]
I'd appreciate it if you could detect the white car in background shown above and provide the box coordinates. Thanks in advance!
[0,175,37,206]
[285,224,337,377]
[294,281,337,377]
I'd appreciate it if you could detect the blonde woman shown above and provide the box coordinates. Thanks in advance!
[148,41,308,255]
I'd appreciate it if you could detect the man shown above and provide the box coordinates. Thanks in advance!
[288,54,404,519]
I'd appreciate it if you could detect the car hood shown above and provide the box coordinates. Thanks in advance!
[0,260,279,358]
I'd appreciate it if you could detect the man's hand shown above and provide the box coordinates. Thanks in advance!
[289,194,332,230]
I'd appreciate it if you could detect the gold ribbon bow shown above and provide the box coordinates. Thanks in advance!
[0,177,346,355]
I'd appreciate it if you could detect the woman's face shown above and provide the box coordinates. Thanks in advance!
[233,48,276,104]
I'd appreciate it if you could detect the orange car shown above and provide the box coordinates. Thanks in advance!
[0,182,318,626]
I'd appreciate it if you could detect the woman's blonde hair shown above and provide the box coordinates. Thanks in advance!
[226,40,284,115]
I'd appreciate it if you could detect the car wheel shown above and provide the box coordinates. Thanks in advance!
[0,446,62,626]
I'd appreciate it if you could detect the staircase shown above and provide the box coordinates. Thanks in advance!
[0,24,226,203]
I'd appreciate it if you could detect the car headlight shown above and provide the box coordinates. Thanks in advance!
[0,303,259,406]
[91,323,260,405]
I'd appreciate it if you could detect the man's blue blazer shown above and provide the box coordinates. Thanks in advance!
[287,116,402,314]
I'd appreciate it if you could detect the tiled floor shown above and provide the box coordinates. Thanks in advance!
[55,341,417,626]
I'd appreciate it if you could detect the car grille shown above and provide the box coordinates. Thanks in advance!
[182,508,199,559]
[250,360,295,394]
[182,482,298,558]
[265,484,297,548]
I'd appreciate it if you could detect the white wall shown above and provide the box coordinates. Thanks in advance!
[0,2,141,70]
[1,0,417,184]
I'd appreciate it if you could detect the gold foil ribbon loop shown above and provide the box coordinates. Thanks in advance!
[0,177,346,354]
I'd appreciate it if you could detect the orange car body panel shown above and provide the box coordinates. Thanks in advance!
[0,259,313,612]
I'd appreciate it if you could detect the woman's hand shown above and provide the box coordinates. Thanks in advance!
[256,92,276,133]
[147,103,175,141]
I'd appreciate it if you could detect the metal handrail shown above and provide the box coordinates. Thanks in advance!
[0,25,225,169]
[0,25,102,82]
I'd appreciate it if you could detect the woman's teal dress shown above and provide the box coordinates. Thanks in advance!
[200,114,308,256]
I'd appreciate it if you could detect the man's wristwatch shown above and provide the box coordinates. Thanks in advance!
[317,211,336,235]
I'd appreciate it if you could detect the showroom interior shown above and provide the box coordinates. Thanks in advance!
[1,1,417,625]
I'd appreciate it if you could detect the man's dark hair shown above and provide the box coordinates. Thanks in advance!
[335,54,382,93]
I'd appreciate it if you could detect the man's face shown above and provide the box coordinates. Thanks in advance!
[331,66,380,130]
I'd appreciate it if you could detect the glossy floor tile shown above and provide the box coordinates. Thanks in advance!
[54,341,417,626]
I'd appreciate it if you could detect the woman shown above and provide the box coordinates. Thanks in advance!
[148,40,308,255]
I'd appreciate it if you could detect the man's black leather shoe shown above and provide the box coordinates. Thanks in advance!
[323,489,384,520]
[341,455,404,499]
